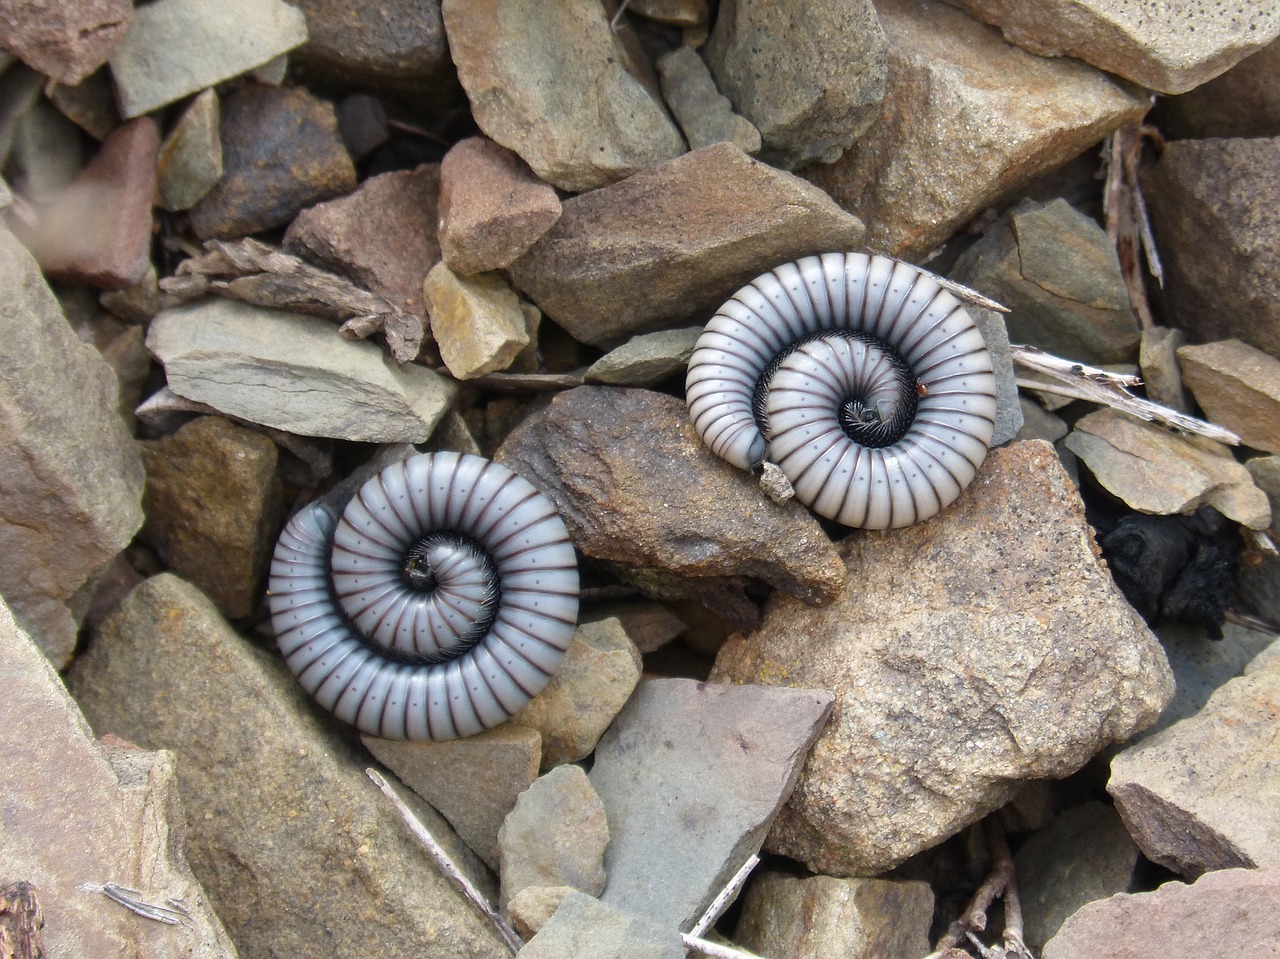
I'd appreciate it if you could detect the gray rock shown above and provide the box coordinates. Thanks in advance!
[0,594,236,959]
[590,678,834,930]
[582,601,686,655]
[45,70,120,141]
[68,573,510,959]
[704,0,886,169]
[425,264,532,379]
[517,891,688,959]
[1156,36,1280,139]
[1138,327,1192,413]
[0,0,130,85]
[442,0,685,193]
[1042,867,1280,959]
[157,88,223,212]
[1238,457,1280,623]
[0,223,143,666]
[498,766,609,911]
[802,0,1147,261]
[100,262,160,324]
[656,46,761,155]
[735,872,934,959]
[7,98,82,202]
[1179,339,1280,454]
[335,93,389,159]
[1014,397,1068,444]
[711,442,1173,877]
[971,305,1023,445]
[509,142,865,349]
[1108,652,1280,877]
[585,326,703,387]
[146,298,457,443]
[109,0,308,118]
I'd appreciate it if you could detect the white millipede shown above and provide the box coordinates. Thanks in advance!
[267,451,579,740]
[686,253,998,529]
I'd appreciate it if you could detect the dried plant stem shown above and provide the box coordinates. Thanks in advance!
[689,854,759,938]
[931,819,1033,959]
[94,882,190,925]
[683,932,767,959]
[1103,123,1164,330]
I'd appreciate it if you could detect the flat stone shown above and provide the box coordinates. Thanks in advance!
[802,0,1148,261]
[1064,409,1271,529]
[1178,339,1280,453]
[518,891,688,959]
[584,325,702,387]
[21,116,157,289]
[0,224,143,666]
[0,0,130,85]
[0,595,236,959]
[108,0,308,118]
[1139,327,1192,413]
[425,263,531,378]
[497,766,609,911]
[146,298,457,443]
[495,387,847,608]
[510,618,642,768]
[1143,137,1280,357]
[1108,652,1280,877]
[590,679,832,931]
[100,262,160,323]
[950,199,1141,364]
[189,83,356,240]
[362,724,541,872]
[139,415,282,620]
[45,70,120,141]
[442,0,685,193]
[711,441,1173,876]
[1156,36,1280,138]
[735,873,934,959]
[1013,802,1140,951]
[157,88,223,212]
[1042,868,1280,959]
[68,574,510,959]
[705,0,885,168]
[656,46,761,155]
[972,305,1023,445]
[945,0,1280,95]
[438,136,562,276]
[508,142,865,348]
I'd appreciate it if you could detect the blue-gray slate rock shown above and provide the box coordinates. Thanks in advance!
[516,891,687,959]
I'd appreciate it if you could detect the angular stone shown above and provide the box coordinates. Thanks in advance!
[146,298,457,442]
[1139,327,1192,413]
[1178,339,1280,453]
[945,0,1280,95]
[509,142,866,348]
[507,885,573,939]
[99,262,160,324]
[1064,409,1271,529]
[1108,652,1280,877]
[1144,137,1280,357]
[711,442,1173,876]
[0,595,236,959]
[189,83,356,240]
[629,0,709,26]
[972,305,1023,445]
[705,0,885,168]
[425,263,531,379]
[438,137,562,276]
[582,600,686,654]
[584,325,702,387]
[108,0,308,118]
[510,618,642,768]
[1015,396,1068,444]
[950,199,1141,364]
[0,0,130,85]
[1042,868,1280,959]
[442,0,685,193]
[1156,36,1280,138]
[0,224,143,666]
[802,0,1147,261]
[45,70,120,141]
[67,574,510,959]
[495,387,848,607]
[157,88,222,213]
[518,891,687,959]
[591,678,834,930]
[656,46,761,155]
[21,116,157,289]
[497,765,609,911]
[735,873,934,959]
[362,724,541,872]
[140,416,282,620]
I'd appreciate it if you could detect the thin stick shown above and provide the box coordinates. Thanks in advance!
[934,275,1012,314]
[689,854,759,938]
[683,932,768,959]
[96,883,190,925]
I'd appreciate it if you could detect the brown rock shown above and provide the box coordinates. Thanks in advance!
[1156,36,1280,139]
[508,142,866,348]
[1178,339,1280,453]
[424,263,531,378]
[801,0,1148,260]
[1139,327,1192,413]
[656,45,762,155]
[711,442,1173,876]
[438,136,562,276]
[0,0,131,85]
[506,885,573,939]
[628,0,708,26]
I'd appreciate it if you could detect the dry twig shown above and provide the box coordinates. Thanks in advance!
[689,854,760,938]
[0,881,45,959]
[1103,123,1164,330]
[94,882,191,926]
[930,819,1033,959]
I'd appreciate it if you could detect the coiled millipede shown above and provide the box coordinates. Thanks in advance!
[267,451,579,740]
[686,253,998,529]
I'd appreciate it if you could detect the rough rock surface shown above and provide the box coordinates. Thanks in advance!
[0,224,144,666]
[711,442,1173,876]
[68,573,510,959]
[1156,36,1280,138]
[507,885,574,939]
[944,0,1280,94]
[495,386,847,608]
[157,88,223,212]
[441,0,685,193]
[590,678,834,930]
[972,306,1023,445]
[1143,136,1280,358]
[1042,868,1280,959]
[1108,651,1280,877]
[656,45,761,155]
[0,0,131,85]
[1139,327,1192,413]
[146,298,457,442]
[508,142,866,348]
[584,326,703,387]
[1178,339,1280,454]
[425,263,531,378]
[517,891,688,959]
[704,0,886,168]
[802,0,1148,260]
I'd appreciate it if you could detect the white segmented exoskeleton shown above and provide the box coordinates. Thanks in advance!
[686,253,998,529]
[267,452,579,740]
